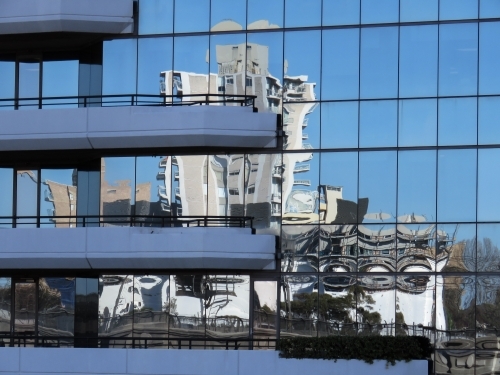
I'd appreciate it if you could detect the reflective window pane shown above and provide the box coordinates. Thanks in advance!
[359,151,397,222]
[138,37,173,96]
[284,102,319,150]
[102,39,137,97]
[281,275,318,336]
[438,150,477,222]
[208,154,242,217]
[438,224,476,273]
[480,0,500,17]
[357,275,395,335]
[281,226,319,272]
[0,278,11,333]
[321,102,358,149]
[0,60,15,109]
[173,36,210,98]
[476,276,500,348]
[399,25,438,98]
[359,224,397,272]
[361,0,399,24]
[0,168,13,227]
[40,169,77,228]
[398,150,436,221]
[439,24,478,96]
[322,0,360,26]
[174,156,208,216]
[16,169,38,227]
[478,149,500,221]
[477,224,500,272]
[14,281,36,334]
[322,29,359,100]
[440,0,478,20]
[398,99,437,147]
[479,22,500,94]
[397,223,435,273]
[320,226,358,272]
[479,97,500,145]
[284,0,321,28]
[359,100,397,148]
[139,0,173,35]
[400,0,438,22]
[284,31,321,100]
[438,97,477,146]
[211,0,246,31]
[254,281,278,340]
[42,60,79,108]
[247,0,284,29]
[360,27,398,99]
[174,0,209,33]
[18,61,40,109]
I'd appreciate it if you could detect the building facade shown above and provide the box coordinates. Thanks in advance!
[1,1,500,374]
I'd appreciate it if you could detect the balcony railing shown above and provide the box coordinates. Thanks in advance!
[0,94,258,111]
[0,215,255,229]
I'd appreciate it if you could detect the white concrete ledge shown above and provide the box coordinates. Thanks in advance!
[0,227,276,270]
[0,0,133,34]
[0,348,428,375]
[0,106,278,150]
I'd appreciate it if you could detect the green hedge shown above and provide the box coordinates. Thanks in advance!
[277,336,432,366]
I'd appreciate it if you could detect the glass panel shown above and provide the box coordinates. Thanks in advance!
[282,152,319,223]
[478,149,500,221]
[437,150,476,222]
[281,225,319,272]
[205,275,250,345]
[480,0,500,17]
[361,0,399,24]
[247,0,284,29]
[40,169,77,228]
[244,154,282,235]
[173,36,210,100]
[398,99,437,147]
[209,33,246,102]
[397,223,435,272]
[479,22,500,94]
[0,278,11,335]
[284,0,321,28]
[18,61,40,109]
[435,350,475,375]
[16,169,38,227]
[477,224,500,272]
[283,102,319,150]
[399,25,438,98]
[0,168,13,228]
[321,102,358,149]
[75,278,98,348]
[320,152,358,224]
[439,24,478,96]
[211,0,246,31]
[435,275,475,347]
[320,225,358,272]
[174,0,209,33]
[400,0,438,22]
[100,157,135,226]
[42,60,79,108]
[138,37,173,98]
[360,27,398,99]
[396,275,435,342]
[477,277,500,348]
[138,0,173,35]
[321,29,359,100]
[0,60,15,109]
[76,170,100,227]
[38,278,75,346]
[284,31,321,100]
[438,97,477,146]
[440,0,478,20]
[479,97,500,145]
[208,155,237,217]
[359,151,397,223]
[14,282,36,335]
[438,224,476,272]
[253,281,278,343]
[169,275,206,341]
[280,275,318,337]
[102,39,137,99]
[357,275,395,335]
[246,32,283,113]
[322,0,360,25]
[136,156,171,225]
[318,275,357,336]
[359,224,397,272]
[133,275,169,345]
[98,275,134,346]
[174,156,208,217]
[359,100,397,147]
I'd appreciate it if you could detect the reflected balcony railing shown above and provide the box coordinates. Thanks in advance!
[293,164,310,173]
[44,190,54,202]
[301,118,308,128]
[293,180,311,186]
[175,187,181,198]
[0,94,258,111]
[0,215,255,229]
[174,172,179,180]
[158,186,169,200]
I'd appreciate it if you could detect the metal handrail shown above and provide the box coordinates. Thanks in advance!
[0,94,257,111]
[0,215,254,229]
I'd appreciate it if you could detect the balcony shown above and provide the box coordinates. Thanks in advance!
[0,0,134,35]
[0,215,276,270]
[0,94,279,151]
